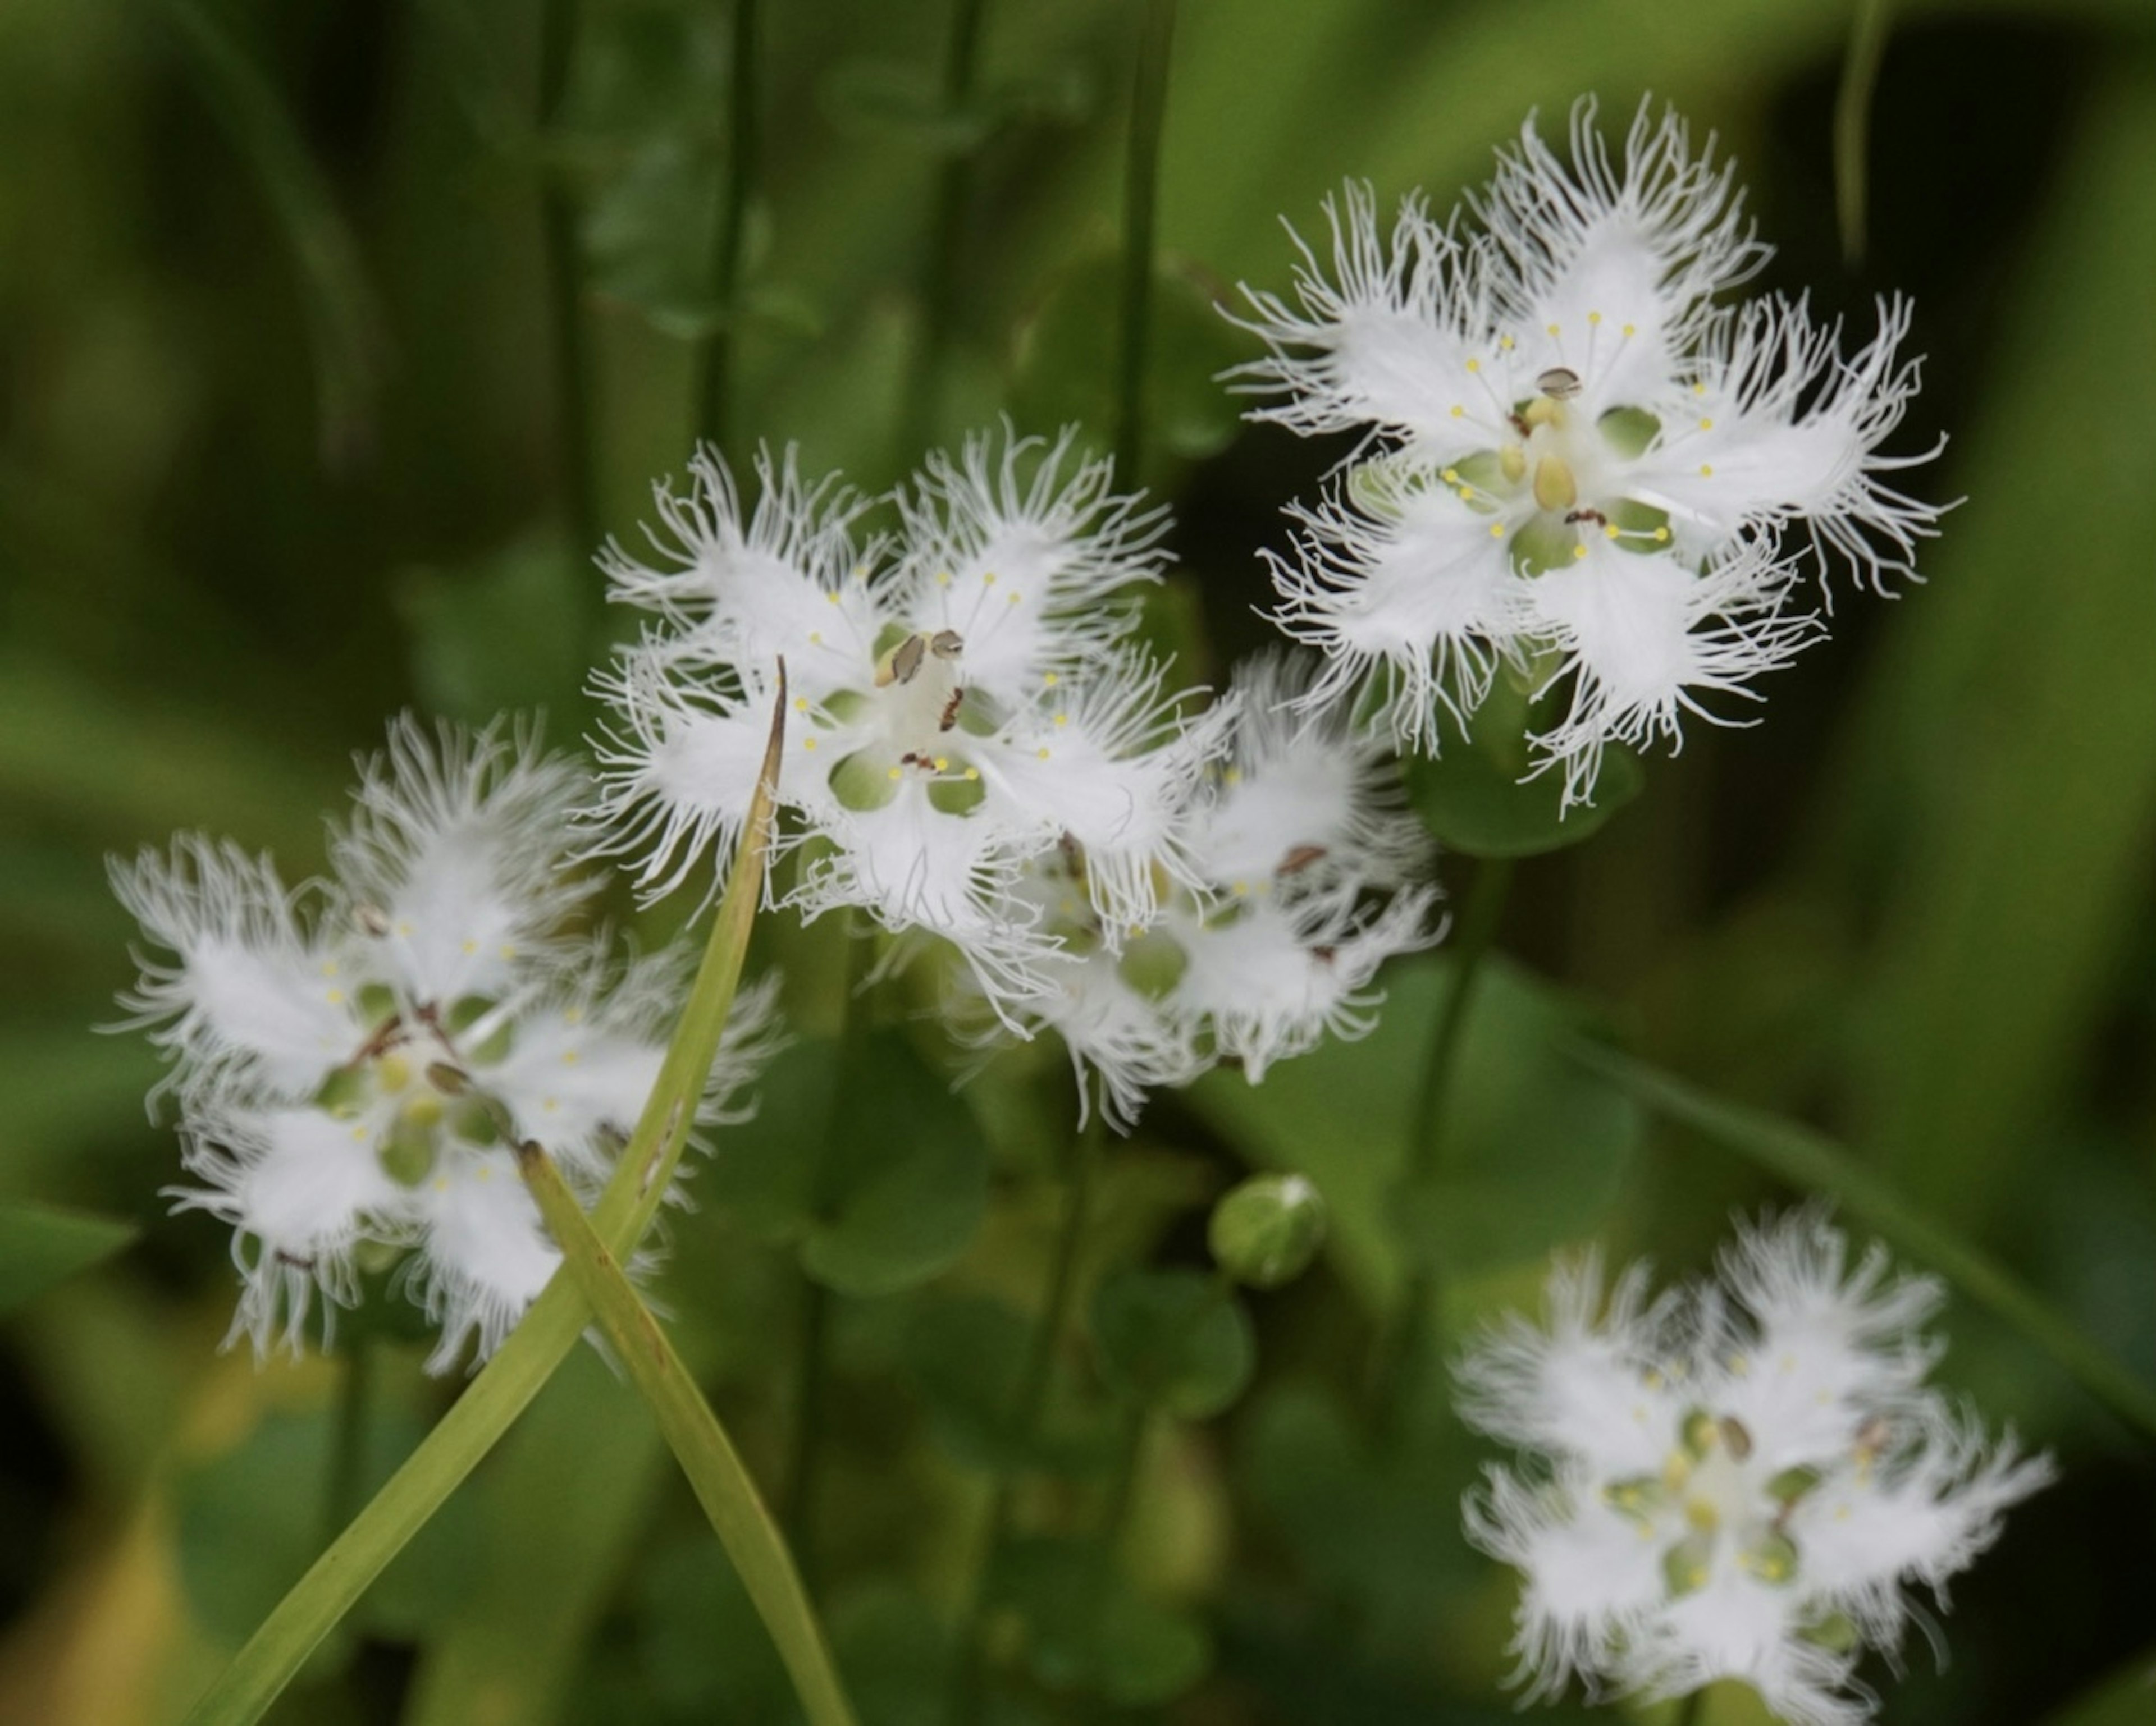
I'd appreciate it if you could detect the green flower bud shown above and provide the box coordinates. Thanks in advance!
[1208,1173,1327,1289]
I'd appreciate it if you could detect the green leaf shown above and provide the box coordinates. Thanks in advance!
[1579,1045,2156,1444]
[398,1345,668,1726]
[1089,1267,1253,1420]
[709,1031,990,1297]
[634,1536,795,1716]
[1010,251,1244,467]
[1239,1380,1475,1624]
[829,1586,956,1726]
[902,1294,1029,1471]
[1830,75,2156,1237]
[173,1401,481,1651]
[0,1201,134,1313]
[992,1536,1211,1707]
[1401,680,1642,859]
[1186,955,1639,1310]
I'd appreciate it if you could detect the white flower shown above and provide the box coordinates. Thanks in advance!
[1456,1214,2053,1725]
[981,653,1439,1125]
[1237,100,1945,804]
[593,428,1212,1024]
[114,719,783,1367]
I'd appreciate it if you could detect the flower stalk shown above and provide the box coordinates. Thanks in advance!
[538,0,599,599]
[1369,853,1513,1443]
[1114,0,1177,482]
[949,1104,1104,1726]
[696,0,762,453]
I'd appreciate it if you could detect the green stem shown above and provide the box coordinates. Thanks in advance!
[322,1343,371,1551]
[782,1271,832,1580]
[1672,1688,1707,1726]
[1113,0,1177,483]
[696,0,761,453]
[1099,1402,1148,1546]
[539,0,600,587]
[515,1139,860,1726]
[182,680,789,1726]
[1833,0,1892,267]
[1369,854,1514,1442]
[949,1105,1106,1726]
[900,0,992,459]
[1574,1044,2156,1445]
[783,915,878,1578]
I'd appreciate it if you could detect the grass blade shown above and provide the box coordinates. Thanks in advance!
[1575,1043,2156,1444]
[513,1139,858,1726]
[181,676,788,1725]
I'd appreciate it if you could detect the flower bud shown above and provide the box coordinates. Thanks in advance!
[1208,1173,1326,1289]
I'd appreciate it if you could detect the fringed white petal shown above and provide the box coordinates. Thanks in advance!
[1186,651,1431,898]
[408,1144,562,1374]
[1230,184,1493,459]
[169,1104,404,1358]
[333,716,590,1006]
[897,424,1164,694]
[1524,541,1820,809]
[1267,469,1525,754]
[109,836,359,1105]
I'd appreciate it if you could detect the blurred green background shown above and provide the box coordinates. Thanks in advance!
[5,0,2156,1722]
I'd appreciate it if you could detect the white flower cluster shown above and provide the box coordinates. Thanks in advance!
[593,432,1437,1123]
[1237,100,1944,805]
[110,720,780,1370]
[1001,653,1440,1126]
[1457,1214,2052,1725]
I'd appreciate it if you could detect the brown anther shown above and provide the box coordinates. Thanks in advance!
[1536,365,1582,400]
[356,903,391,937]
[929,629,965,658]
[1278,844,1329,876]
[883,634,927,687]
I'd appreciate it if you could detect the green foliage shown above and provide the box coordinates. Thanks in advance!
[707,1031,990,1295]
[6,4,2155,1725]
[1401,680,1644,859]
[991,1536,1211,1707]
[1190,954,1639,1307]
[1010,252,1244,469]
[0,1200,133,1313]
[1089,1266,1253,1420]
[173,1399,482,1650]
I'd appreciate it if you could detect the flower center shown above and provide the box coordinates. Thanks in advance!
[826,629,989,814]
[1433,372,1674,573]
[1606,1408,1808,1597]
